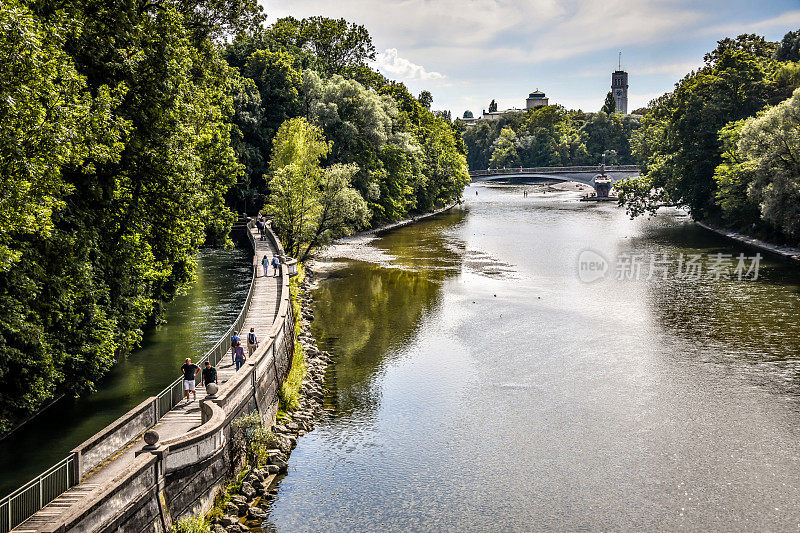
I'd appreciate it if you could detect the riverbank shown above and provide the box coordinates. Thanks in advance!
[696,221,800,262]
[198,268,332,533]
[354,203,458,237]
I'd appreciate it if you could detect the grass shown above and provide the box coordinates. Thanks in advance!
[171,515,211,533]
[278,264,307,419]
[207,467,249,523]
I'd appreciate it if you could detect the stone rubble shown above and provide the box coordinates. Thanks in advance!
[212,269,333,533]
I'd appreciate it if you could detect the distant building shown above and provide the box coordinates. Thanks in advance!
[611,70,628,114]
[481,108,525,120]
[526,90,549,109]
[462,89,551,126]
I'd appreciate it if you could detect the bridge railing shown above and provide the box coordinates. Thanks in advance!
[0,221,259,533]
[469,165,639,177]
[0,453,78,533]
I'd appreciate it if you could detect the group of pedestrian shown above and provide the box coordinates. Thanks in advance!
[255,213,270,241]
[261,254,281,277]
[178,327,260,404]
[180,358,217,403]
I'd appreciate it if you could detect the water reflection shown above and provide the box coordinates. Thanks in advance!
[266,184,800,531]
[313,212,468,419]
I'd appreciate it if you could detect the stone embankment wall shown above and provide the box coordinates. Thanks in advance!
[40,226,294,533]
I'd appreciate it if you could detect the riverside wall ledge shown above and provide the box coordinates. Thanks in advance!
[13,223,294,533]
[696,221,800,262]
[355,203,458,238]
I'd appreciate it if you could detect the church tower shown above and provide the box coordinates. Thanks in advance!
[611,52,628,114]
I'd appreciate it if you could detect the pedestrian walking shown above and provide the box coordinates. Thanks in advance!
[271,256,281,277]
[233,341,246,371]
[262,255,269,277]
[230,330,241,364]
[247,327,259,357]
[181,358,200,403]
[201,361,217,387]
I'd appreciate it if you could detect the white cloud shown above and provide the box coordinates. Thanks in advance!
[258,0,793,113]
[374,48,446,81]
[702,9,800,37]
[635,61,703,76]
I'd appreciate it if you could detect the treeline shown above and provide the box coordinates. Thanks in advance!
[617,31,800,245]
[461,106,641,170]
[224,21,468,258]
[0,1,467,432]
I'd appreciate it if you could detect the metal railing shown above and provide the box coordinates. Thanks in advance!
[0,221,259,533]
[0,454,78,533]
[155,221,257,417]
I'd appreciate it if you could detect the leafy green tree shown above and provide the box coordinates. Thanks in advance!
[704,34,778,66]
[712,120,761,225]
[265,118,368,259]
[463,110,474,118]
[619,44,796,218]
[601,91,616,114]
[224,48,303,213]
[489,127,519,167]
[418,90,433,109]
[265,16,375,77]
[0,0,252,432]
[775,29,800,62]
[0,1,124,271]
[488,99,498,113]
[717,88,800,241]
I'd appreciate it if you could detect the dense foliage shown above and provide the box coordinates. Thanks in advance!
[616,30,800,246]
[226,20,469,247]
[0,0,251,433]
[0,1,468,432]
[462,105,640,170]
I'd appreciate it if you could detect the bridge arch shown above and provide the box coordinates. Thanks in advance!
[469,166,640,189]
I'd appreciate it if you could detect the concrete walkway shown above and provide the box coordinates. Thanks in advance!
[15,225,281,532]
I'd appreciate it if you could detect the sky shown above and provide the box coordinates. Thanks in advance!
[259,0,800,116]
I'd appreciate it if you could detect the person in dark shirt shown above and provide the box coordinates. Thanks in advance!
[230,331,241,364]
[233,341,246,371]
[201,361,217,388]
[181,358,200,403]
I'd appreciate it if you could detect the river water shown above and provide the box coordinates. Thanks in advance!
[0,247,250,497]
[262,182,800,531]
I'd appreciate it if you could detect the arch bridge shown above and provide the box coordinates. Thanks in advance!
[469,165,640,188]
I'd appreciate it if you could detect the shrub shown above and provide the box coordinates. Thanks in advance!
[171,516,211,533]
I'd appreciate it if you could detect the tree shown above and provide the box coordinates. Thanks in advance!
[776,28,800,62]
[266,16,375,77]
[224,48,303,213]
[619,45,795,219]
[0,2,123,271]
[418,90,433,109]
[0,0,249,433]
[488,99,498,113]
[489,127,519,168]
[704,34,778,66]
[719,88,800,240]
[463,110,474,118]
[264,118,367,259]
[601,92,616,114]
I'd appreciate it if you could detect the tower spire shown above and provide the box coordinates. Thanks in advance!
[618,51,621,71]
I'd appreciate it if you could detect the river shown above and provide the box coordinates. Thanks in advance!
[0,247,250,498]
[262,181,800,531]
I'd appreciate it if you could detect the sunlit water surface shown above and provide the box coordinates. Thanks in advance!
[261,183,800,532]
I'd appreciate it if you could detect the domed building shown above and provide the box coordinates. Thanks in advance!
[526,90,549,109]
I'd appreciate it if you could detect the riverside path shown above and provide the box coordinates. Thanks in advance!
[13,224,282,532]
